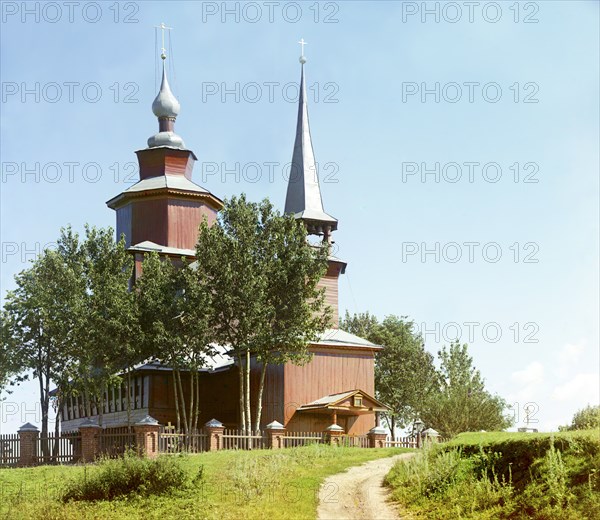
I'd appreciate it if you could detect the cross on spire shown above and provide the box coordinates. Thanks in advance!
[155,22,173,60]
[298,38,307,57]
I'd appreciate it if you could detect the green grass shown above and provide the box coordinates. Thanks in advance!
[385,429,600,519]
[0,445,411,519]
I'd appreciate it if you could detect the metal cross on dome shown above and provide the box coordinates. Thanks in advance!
[155,22,173,60]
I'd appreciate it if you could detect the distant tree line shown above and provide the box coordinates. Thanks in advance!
[340,312,513,437]
[559,404,600,432]
[0,195,329,438]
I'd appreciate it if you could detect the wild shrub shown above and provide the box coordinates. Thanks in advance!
[229,452,286,500]
[62,452,188,502]
[386,444,515,518]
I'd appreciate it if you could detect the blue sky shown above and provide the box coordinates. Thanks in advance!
[1,1,598,433]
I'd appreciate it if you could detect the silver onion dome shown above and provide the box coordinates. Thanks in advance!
[147,59,185,149]
[152,62,180,118]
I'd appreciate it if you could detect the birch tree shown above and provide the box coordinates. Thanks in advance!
[195,195,329,432]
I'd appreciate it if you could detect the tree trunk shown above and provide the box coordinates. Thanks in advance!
[194,370,200,433]
[52,393,61,462]
[391,415,396,440]
[188,368,195,439]
[237,353,246,431]
[126,371,132,430]
[245,349,252,436]
[98,392,104,428]
[39,367,50,461]
[253,362,268,433]
[84,387,92,418]
[172,369,181,432]
[175,369,188,434]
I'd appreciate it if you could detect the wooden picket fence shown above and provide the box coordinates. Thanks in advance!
[281,431,324,448]
[0,434,20,467]
[0,426,434,467]
[37,432,82,464]
[158,428,208,454]
[340,434,370,448]
[385,436,418,448]
[221,429,268,450]
[98,430,136,458]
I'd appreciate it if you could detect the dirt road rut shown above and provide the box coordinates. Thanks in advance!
[316,453,414,520]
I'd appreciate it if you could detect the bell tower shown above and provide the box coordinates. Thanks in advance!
[284,40,346,327]
[107,23,222,260]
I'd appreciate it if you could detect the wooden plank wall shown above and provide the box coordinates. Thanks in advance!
[166,198,217,250]
[283,347,377,434]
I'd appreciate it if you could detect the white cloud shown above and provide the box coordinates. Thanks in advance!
[558,342,585,365]
[552,373,600,405]
[512,361,544,386]
[507,361,545,404]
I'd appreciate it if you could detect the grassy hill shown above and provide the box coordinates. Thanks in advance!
[385,429,600,519]
[0,445,411,519]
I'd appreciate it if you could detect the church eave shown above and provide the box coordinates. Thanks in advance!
[106,188,223,211]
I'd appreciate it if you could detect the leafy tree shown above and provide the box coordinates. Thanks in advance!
[135,252,213,433]
[71,226,139,426]
[340,311,380,341]
[2,225,140,443]
[559,404,600,431]
[249,200,329,432]
[340,312,438,436]
[374,316,438,435]
[421,341,512,437]
[195,195,329,432]
[0,313,20,398]
[2,233,82,453]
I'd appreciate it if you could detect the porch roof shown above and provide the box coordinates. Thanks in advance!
[297,389,390,415]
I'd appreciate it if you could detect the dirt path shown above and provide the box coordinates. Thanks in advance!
[316,453,414,520]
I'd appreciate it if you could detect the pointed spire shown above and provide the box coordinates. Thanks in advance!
[148,23,185,149]
[284,41,337,241]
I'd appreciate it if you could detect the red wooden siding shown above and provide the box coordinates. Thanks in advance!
[136,147,195,180]
[166,198,217,250]
[283,347,377,434]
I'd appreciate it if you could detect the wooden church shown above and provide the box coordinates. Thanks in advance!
[59,43,388,435]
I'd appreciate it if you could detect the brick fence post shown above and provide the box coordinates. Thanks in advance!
[79,419,101,462]
[265,421,285,449]
[324,424,344,446]
[204,419,224,451]
[368,426,388,448]
[18,423,39,467]
[134,415,160,458]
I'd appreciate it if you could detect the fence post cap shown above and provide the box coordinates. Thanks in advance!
[204,418,223,428]
[265,420,285,430]
[369,426,387,435]
[18,422,39,432]
[325,423,344,432]
[135,415,159,426]
[78,419,101,429]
